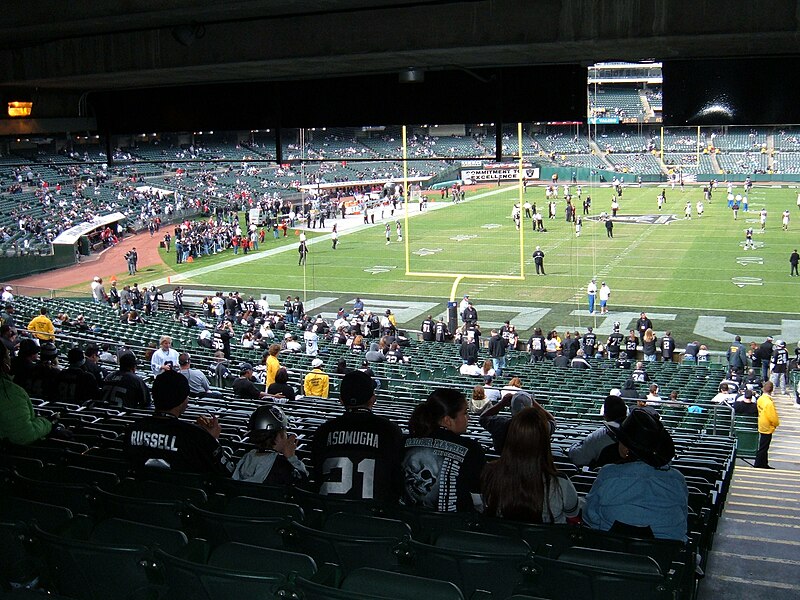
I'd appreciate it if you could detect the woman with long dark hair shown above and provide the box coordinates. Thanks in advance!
[402,388,485,512]
[481,406,580,523]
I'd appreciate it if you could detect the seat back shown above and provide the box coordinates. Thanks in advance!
[30,525,157,600]
[322,512,412,539]
[154,548,283,600]
[282,521,403,575]
[528,547,672,600]
[187,504,288,549]
[342,567,464,600]
[397,533,534,598]
[208,542,316,579]
[94,487,185,529]
[90,518,188,556]
[224,495,304,521]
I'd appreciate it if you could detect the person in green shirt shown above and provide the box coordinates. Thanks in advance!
[0,341,52,444]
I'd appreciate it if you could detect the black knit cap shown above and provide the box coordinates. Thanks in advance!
[152,369,190,411]
[339,370,376,406]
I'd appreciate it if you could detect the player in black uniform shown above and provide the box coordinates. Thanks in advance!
[606,322,624,360]
[625,329,639,358]
[661,331,676,362]
[311,370,403,502]
[527,327,546,363]
[212,320,234,359]
[581,327,597,358]
[123,369,235,475]
[421,315,435,341]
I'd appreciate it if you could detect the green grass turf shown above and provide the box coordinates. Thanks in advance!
[156,182,800,345]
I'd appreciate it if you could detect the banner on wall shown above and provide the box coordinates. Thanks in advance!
[461,167,540,183]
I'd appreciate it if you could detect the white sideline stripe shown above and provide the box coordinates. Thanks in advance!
[143,186,511,288]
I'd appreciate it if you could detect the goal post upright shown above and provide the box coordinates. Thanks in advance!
[403,124,411,275]
[517,121,526,280]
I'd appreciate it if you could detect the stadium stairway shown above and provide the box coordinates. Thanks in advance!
[697,391,800,600]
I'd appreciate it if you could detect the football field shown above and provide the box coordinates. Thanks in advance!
[151,182,800,347]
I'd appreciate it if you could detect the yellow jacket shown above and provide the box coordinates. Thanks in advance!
[27,315,55,341]
[303,369,330,398]
[265,355,281,387]
[757,393,780,435]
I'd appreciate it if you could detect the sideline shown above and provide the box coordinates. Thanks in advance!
[143,186,514,288]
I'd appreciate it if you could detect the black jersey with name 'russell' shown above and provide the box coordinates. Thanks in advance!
[123,413,234,475]
[311,409,403,503]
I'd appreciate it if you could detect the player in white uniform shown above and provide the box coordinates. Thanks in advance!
[696,201,704,217]
[760,208,768,232]
[684,201,692,219]
[744,227,755,250]
[782,210,790,231]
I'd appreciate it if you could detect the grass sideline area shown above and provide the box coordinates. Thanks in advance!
[139,182,800,348]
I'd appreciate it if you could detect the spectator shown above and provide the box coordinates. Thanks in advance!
[151,335,180,375]
[402,388,486,512]
[469,385,490,414]
[732,389,758,416]
[123,369,235,475]
[583,407,687,541]
[480,391,555,454]
[56,347,100,404]
[568,395,629,468]
[482,405,580,523]
[311,370,403,502]
[101,352,151,409]
[267,367,296,402]
[570,349,591,369]
[27,306,55,341]
[0,341,53,444]
[265,344,282,387]
[233,406,308,485]
[233,362,270,400]
[303,358,330,398]
[755,381,780,469]
[178,352,217,398]
[459,358,483,377]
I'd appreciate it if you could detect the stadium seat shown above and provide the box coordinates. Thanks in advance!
[29,523,165,600]
[527,546,676,600]
[281,520,405,574]
[206,542,317,578]
[395,530,535,598]
[342,567,465,600]
[153,548,285,600]
[183,503,289,549]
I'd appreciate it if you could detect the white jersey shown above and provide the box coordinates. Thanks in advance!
[304,330,319,356]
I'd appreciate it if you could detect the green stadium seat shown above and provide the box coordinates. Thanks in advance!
[395,530,535,598]
[153,548,284,600]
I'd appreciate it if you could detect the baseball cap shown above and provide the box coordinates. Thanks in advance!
[311,358,324,368]
[4,286,11,291]
[239,362,254,374]
[119,352,137,370]
[339,370,376,406]
[152,369,190,411]
[510,392,533,415]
